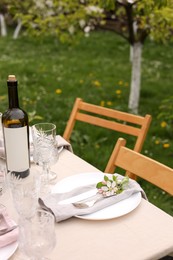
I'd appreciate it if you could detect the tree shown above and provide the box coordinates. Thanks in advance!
[0,0,27,39]
[7,0,173,113]
[0,1,8,37]
[7,0,104,42]
[96,0,173,113]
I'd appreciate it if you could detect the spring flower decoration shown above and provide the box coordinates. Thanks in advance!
[96,174,129,197]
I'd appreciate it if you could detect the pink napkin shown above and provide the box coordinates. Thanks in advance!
[0,206,18,248]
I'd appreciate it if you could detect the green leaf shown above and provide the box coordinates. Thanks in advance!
[112,175,117,182]
[96,182,103,188]
[121,177,129,187]
[104,175,109,181]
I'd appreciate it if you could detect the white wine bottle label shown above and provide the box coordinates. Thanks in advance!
[4,126,29,172]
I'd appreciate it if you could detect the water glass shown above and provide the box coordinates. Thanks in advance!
[0,203,6,214]
[19,209,56,260]
[0,164,7,196]
[0,112,5,160]
[8,167,41,219]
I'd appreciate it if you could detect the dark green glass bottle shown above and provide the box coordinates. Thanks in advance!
[2,75,30,178]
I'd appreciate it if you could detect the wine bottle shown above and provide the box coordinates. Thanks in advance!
[2,75,30,178]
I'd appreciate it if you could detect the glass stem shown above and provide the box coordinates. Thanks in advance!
[42,163,49,184]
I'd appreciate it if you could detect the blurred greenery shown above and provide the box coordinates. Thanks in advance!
[0,30,173,215]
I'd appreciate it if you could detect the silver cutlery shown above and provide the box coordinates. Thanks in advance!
[0,225,18,236]
[72,193,103,209]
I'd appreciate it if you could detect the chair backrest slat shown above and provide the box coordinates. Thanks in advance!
[79,101,146,125]
[63,98,152,179]
[76,113,141,136]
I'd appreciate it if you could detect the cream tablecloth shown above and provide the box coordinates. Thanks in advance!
[1,149,173,260]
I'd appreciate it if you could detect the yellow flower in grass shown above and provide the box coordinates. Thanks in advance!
[95,143,100,149]
[29,100,36,105]
[163,143,170,148]
[118,80,123,86]
[79,79,84,84]
[115,89,122,95]
[55,89,62,94]
[124,82,129,87]
[160,121,167,128]
[100,101,105,107]
[23,101,27,106]
[107,101,112,106]
[0,95,6,101]
[155,140,160,145]
[92,80,101,87]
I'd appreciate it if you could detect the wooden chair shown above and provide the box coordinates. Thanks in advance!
[109,137,173,196]
[63,98,152,178]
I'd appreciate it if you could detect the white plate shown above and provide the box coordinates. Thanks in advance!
[0,241,18,260]
[52,172,142,220]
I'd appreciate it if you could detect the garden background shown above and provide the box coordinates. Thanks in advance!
[0,28,173,215]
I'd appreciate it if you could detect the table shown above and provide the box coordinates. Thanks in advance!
[1,149,173,260]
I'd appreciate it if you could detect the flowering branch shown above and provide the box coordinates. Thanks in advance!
[96,174,129,197]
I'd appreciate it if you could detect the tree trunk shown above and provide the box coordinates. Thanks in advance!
[13,19,22,39]
[128,42,143,114]
[130,45,133,62]
[0,14,7,37]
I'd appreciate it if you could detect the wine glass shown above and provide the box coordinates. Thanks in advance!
[31,123,58,192]
[0,164,7,196]
[8,167,41,219]
[19,209,56,260]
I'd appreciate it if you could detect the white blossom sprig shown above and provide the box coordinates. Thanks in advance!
[96,175,129,197]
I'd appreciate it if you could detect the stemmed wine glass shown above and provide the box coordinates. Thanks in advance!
[0,164,7,196]
[19,209,56,260]
[31,123,58,194]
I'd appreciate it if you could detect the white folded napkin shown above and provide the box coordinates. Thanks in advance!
[56,135,73,153]
[0,205,19,248]
[39,174,147,222]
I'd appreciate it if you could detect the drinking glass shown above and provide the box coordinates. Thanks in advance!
[0,112,5,160]
[19,209,56,260]
[31,123,58,191]
[8,167,41,219]
[0,164,7,196]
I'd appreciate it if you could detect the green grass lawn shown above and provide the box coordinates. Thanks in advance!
[0,30,173,215]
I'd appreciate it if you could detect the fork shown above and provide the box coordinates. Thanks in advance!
[72,193,103,209]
